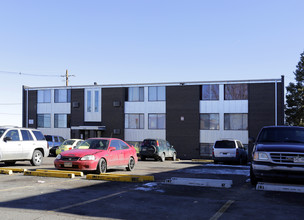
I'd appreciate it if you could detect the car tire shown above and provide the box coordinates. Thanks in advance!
[172,153,176,161]
[250,166,260,186]
[96,158,107,174]
[126,157,135,171]
[30,150,43,166]
[141,156,146,161]
[160,153,165,162]
[4,161,16,166]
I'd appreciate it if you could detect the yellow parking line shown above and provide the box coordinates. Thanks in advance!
[209,200,234,220]
[49,190,128,212]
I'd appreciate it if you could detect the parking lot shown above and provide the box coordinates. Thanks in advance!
[0,157,304,220]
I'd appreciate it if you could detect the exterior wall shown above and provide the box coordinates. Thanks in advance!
[124,87,166,142]
[166,85,200,159]
[23,89,37,128]
[70,89,85,126]
[102,87,125,139]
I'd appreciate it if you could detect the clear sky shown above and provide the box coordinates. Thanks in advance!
[0,0,303,126]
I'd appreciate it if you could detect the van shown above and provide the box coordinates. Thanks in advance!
[0,126,49,166]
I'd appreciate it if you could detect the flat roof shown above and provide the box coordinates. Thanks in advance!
[23,76,284,90]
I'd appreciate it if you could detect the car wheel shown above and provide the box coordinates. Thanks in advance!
[96,158,107,174]
[250,166,260,186]
[141,156,146,161]
[4,161,16,166]
[30,150,43,166]
[172,153,176,161]
[126,157,135,171]
[160,153,165,162]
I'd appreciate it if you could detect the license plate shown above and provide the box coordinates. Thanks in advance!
[64,162,73,167]
[294,157,304,163]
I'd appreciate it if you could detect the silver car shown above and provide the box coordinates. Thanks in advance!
[212,139,247,164]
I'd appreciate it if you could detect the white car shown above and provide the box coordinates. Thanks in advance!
[212,139,247,164]
[0,126,49,166]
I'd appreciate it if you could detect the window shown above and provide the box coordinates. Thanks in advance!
[224,84,248,100]
[125,114,144,129]
[149,114,166,129]
[200,114,219,130]
[21,130,34,141]
[201,84,219,100]
[94,90,99,112]
[87,90,92,112]
[37,114,51,128]
[54,114,67,128]
[37,90,51,103]
[5,130,20,141]
[110,140,122,150]
[148,86,166,101]
[32,130,45,140]
[224,113,248,130]
[128,87,144,101]
[54,89,71,103]
[200,143,213,157]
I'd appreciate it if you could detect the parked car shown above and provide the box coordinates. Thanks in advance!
[54,138,138,173]
[45,135,65,156]
[139,139,177,162]
[0,126,49,166]
[55,139,84,155]
[250,126,304,185]
[212,139,247,164]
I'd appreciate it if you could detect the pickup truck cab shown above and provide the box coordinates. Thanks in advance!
[250,126,304,185]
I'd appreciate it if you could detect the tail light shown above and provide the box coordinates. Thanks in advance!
[212,148,214,157]
[69,147,72,150]
[47,143,49,149]
[236,148,239,156]
[156,140,159,147]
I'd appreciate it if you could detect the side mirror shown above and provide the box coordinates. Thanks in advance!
[4,136,12,142]
[108,146,116,151]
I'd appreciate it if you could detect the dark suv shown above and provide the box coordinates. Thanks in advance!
[139,139,177,162]
[250,126,304,185]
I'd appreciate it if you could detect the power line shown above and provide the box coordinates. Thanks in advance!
[0,70,61,77]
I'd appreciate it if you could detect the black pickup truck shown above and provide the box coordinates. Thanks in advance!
[250,126,304,185]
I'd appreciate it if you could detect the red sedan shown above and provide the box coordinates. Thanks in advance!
[54,138,138,173]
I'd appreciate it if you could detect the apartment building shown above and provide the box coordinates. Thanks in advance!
[22,76,284,159]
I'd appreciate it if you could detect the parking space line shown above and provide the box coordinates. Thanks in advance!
[49,190,128,212]
[209,200,234,220]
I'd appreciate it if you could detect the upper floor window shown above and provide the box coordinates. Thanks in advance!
[37,90,51,103]
[125,114,144,129]
[224,84,248,100]
[55,89,71,103]
[149,114,166,129]
[37,114,51,128]
[54,114,68,128]
[200,113,219,130]
[86,89,100,113]
[128,87,144,102]
[224,113,248,130]
[148,86,166,101]
[201,84,219,100]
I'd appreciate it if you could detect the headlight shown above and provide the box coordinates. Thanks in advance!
[56,154,62,160]
[253,152,270,161]
[81,155,95,161]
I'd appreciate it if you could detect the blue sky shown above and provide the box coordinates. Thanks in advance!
[0,0,303,126]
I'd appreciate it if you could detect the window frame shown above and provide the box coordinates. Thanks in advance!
[125,113,144,129]
[148,113,166,130]
[201,84,219,100]
[224,113,248,130]
[200,113,219,130]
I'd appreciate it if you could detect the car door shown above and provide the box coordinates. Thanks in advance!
[1,129,23,160]
[108,140,121,166]
[166,141,174,157]
[20,129,35,159]
[120,140,131,165]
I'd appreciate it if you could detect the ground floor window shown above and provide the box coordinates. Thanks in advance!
[37,114,51,128]
[200,143,213,158]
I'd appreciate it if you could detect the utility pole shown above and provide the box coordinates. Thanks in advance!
[61,69,75,86]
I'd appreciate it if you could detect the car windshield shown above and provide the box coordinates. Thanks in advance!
[0,129,6,138]
[62,140,75,145]
[77,139,109,150]
[214,141,235,148]
[257,127,304,143]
